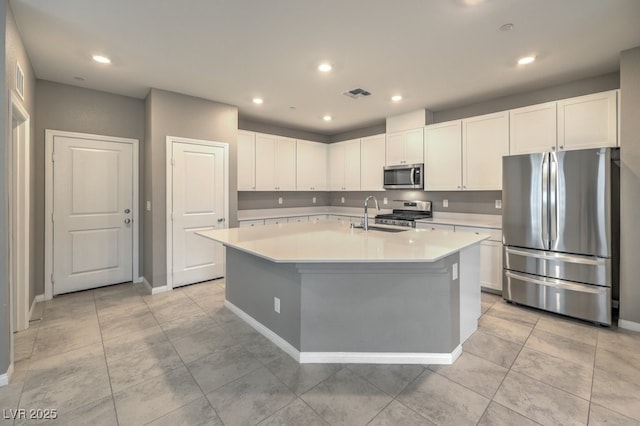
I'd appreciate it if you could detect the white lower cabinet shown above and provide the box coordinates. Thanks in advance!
[287,216,309,223]
[418,223,455,232]
[264,218,287,225]
[239,219,264,227]
[309,214,329,221]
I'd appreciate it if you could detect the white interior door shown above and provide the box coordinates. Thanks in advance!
[171,141,226,287]
[52,136,133,295]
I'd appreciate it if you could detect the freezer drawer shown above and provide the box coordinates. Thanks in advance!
[504,246,612,287]
[503,270,611,325]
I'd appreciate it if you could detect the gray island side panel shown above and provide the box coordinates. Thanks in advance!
[226,247,302,349]
[298,255,460,353]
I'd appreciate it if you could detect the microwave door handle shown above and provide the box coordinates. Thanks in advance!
[410,168,416,185]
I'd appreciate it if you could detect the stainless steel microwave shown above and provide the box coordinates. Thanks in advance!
[383,163,424,189]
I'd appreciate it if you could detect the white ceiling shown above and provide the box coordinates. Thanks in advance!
[10,0,640,134]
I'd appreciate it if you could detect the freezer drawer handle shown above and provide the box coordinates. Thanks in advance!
[505,271,607,295]
[505,247,607,266]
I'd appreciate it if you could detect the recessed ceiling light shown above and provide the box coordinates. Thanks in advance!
[318,63,332,72]
[518,55,536,65]
[252,97,263,104]
[323,115,332,121]
[499,23,514,31]
[391,95,403,102]
[74,76,85,81]
[92,55,111,64]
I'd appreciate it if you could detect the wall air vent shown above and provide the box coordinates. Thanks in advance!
[16,63,25,99]
[343,88,372,99]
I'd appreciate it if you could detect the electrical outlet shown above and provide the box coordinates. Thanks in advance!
[452,263,458,280]
[312,196,316,204]
[495,199,502,209]
[274,297,280,313]
[146,201,151,211]
[278,197,283,205]
[341,197,345,204]
[443,199,448,208]
[383,197,388,205]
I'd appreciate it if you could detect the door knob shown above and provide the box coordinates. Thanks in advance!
[124,218,132,224]
[124,208,131,214]
[217,218,225,223]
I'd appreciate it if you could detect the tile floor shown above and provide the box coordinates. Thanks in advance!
[2,280,640,425]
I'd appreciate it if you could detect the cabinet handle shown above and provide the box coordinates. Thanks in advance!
[559,145,564,150]
[457,186,461,189]
[551,146,555,151]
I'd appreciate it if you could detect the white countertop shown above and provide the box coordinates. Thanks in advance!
[198,221,488,263]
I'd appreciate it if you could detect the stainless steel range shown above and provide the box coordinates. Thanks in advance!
[375,201,432,228]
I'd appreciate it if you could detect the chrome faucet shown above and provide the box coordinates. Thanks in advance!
[363,196,380,231]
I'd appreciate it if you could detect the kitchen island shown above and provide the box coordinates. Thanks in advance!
[198,221,488,364]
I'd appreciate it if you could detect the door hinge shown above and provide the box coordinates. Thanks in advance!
[171,212,174,221]
[51,152,55,162]
[50,273,54,284]
[171,158,175,166]
[51,213,54,223]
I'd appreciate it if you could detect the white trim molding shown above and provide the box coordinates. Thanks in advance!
[225,300,462,365]
[44,130,140,300]
[0,364,14,387]
[165,136,229,291]
[618,319,640,333]
[142,278,170,296]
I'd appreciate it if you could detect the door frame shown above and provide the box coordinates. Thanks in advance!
[8,91,30,332]
[165,136,229,291]
[44,130,140,300]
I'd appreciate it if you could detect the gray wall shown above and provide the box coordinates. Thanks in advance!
[238,191,330,210]
[34,81,145,295]
[434,72,620,123]
[619,47,640,324]
[330,123,386,143]
[145,89,238,287]
[239,118,329,143]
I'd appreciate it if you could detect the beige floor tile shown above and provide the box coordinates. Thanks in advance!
[113,365,204,426]
[159,312,219,341]
[477,401,538,426]
[368,400,434,426]
[146,397,223,426]
[301,368,392,426]
[347,364,425,397]
[170,325,238,364]
[525,328,596,368]
[589,403,639,426]
[20,396,118,426]
[258,398,329,426]
[494,371,589,425]
[99,308,159,341]
[512,347,593,399]
[397,369,489,426]
[187,344,261,393]
[478,314,533,345]
[31,320,101,360]
[207,367,296,425]
[535,315,599,346]
[462,330,523,369]
[429,352,508,398]
[148,297,207,324]
[592,366,640,421]
[266,354,342,396]
[595,345,640,385]
[485,300,540,326]
[101,324,170,361]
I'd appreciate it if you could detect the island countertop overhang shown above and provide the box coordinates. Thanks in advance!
[197,221,488,263]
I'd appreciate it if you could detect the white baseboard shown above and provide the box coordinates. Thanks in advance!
[618,319,640,332]
[0,364,14,387]
[224,300,462,365]
[29,294,46,322]
[142,278,170,295]
[134,276,144,284]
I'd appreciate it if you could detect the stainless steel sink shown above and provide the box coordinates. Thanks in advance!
[352,225,409,233]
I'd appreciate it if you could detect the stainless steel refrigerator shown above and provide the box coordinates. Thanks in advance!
[502,147,619,325]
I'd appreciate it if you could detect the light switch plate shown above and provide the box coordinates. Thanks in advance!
[341,197,345,204]
[312,197,316,204]
[452,263,458,280]
[274,297,280,313]
[443,199,448,208]
[146,201,151,211]
[495,199,502,209]
[383,197,388,205]
[278,197,283,205]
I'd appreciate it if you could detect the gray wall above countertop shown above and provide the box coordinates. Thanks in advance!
[239,117,330,143]
[238,191,330,210]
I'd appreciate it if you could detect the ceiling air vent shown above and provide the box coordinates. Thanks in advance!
[16,63,25,99]
[343,88,372,99]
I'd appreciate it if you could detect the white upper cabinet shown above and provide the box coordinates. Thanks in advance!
[329,139,361,191]
[237,130,256,190]
[509,102,557,155]
[386,128,424,166]
[296,140,328,191]
[424,120,462,191]
[462,111,509,190]
[254,133,296,191]
[360,134,386,191]
[557,90,618,150]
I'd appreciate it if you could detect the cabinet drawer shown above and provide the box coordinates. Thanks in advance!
[455,226,502,242]
[417,223,455,232]
[239,219,264,227]
[264,218,287,225]
[287,216,309,223]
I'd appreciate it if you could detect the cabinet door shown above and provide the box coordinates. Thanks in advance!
[404,128,424,164]
[297,140,328,190]
[425,121,462,190]
[343,139,361,190]
[463,112,509,190]
[275,137,297,190]
[254,133,277,190]
[328,142,346,190]
[237,131,256,190]
[416,223,455,232]
[510,102,557,154]
[386,132,405,166]
[480,241,502,292]
[239,219,264,227]
[558,90,617,150]
[360,134,386,190]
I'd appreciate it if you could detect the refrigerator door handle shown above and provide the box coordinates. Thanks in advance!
[541,154,549,247]
[549,152,558,246]
[505,271,608,295]
[504,247,609,266]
